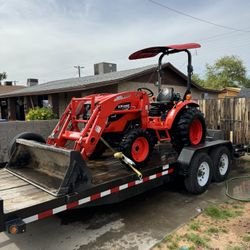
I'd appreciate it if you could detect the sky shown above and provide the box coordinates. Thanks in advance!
[0,0,250,85]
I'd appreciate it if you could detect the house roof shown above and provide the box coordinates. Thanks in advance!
[0,63,221,98]
[238,87,250,97]
[221,87,241,93]
[0,85,25,95]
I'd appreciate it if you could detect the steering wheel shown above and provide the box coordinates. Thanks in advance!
[137,87,154,97]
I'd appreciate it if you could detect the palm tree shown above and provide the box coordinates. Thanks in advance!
[0,72,7,85]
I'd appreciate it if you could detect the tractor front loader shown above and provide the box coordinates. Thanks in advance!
[7,43,206,197]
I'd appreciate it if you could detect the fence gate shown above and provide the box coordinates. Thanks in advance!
[198,97,250,145]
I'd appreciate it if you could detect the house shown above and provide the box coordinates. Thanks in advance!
[0,83,25,120]
[0,62,221,120]
[218,87,241,98]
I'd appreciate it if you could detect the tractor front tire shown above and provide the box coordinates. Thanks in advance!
[8,132,46,158]
[171,107,206,152]
[89,141,107,159]
[120,128,154,167]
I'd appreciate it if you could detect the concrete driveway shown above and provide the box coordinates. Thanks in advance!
[0,156,249,250]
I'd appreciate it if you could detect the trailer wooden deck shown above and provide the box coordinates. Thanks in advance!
[87,143,177,185]
[0,169,55,213]
[0,143,177,214]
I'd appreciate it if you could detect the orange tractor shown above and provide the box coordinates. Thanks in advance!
[44,42,206,166]
[7,42,207,195]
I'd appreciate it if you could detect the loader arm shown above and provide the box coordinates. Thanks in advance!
[48,91,150,159]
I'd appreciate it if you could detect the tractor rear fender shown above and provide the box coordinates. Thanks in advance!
[165,100,199,129]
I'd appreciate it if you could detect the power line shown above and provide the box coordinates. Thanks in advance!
[74,65,84,78]
[148,0,250,33]
[198,31,237,42]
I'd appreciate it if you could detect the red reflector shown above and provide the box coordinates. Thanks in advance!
[111,186,119,193]
[128,181,136,187]
[38,210,53,219]
[168,168,174,174]
[91,193,101,201]
[67,201,79,209]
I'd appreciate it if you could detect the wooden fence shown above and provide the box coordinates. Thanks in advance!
[198,97,250,145]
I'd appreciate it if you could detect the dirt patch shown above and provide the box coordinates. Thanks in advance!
[152,201,250,250]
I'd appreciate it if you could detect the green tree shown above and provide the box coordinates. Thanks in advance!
[0,72,7,85]
[244,78,250,88]
[192,73,205,86]
[192,56,249,89]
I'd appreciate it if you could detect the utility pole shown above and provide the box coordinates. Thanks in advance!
[74,65,84,78]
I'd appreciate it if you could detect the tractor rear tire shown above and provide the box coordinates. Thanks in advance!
[171,107,206,152]
[120,128,154,167]
[8,132,46,158]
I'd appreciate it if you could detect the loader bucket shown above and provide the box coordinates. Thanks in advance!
[6,139,91,197]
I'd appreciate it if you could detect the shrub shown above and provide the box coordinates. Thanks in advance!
[26,107,57,121]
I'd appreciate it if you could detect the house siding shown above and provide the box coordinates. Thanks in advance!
[118,69,218,100]
[58,84,118,116]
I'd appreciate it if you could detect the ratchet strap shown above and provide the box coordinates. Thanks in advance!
[100,137,143,179]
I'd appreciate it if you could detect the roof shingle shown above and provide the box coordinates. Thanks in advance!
[0,63,221,98]
[0,64,157,98]
[0,85,25,95]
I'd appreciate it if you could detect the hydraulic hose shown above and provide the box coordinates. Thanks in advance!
[225,176,250,202]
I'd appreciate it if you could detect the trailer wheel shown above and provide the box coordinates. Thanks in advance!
[120,128,154,167]
[8,132,46,158]
[210,146,231,182]
[184,152,212,194]
[171,107,206,152]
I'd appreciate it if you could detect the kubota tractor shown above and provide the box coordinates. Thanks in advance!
[7,43,206,194]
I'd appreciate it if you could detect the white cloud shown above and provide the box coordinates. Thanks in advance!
[0,0,249,84]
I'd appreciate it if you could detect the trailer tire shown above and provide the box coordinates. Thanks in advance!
[8,132,46,158]
[210,146,231,182]
[184,152,212,194]
[120,128,154,167]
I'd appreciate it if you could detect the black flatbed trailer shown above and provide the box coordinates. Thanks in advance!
[0,140,233,234]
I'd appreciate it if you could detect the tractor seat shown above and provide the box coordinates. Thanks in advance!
[156,87,174,102]
[149,88,174,116]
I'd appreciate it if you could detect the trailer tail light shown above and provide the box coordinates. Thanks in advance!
[186,94,192,100]
[9,225,18,234]
[6,219,26,234]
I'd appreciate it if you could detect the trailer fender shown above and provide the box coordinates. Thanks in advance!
[165,100,199,129]
[176,140,233,176]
